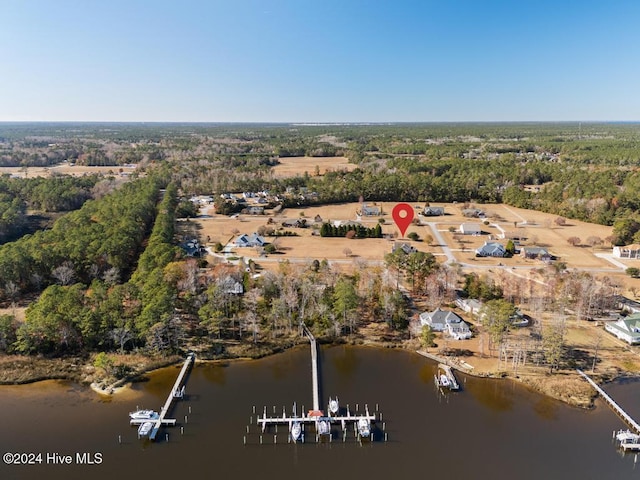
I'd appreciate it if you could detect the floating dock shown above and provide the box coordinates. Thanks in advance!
[130,352,195,440]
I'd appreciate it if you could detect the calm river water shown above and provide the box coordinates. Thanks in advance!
[1,346,639,480]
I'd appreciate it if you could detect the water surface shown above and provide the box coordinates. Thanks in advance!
[1,346,638,480]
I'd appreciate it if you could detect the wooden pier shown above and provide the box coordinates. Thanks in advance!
[302,323,320,412]
[577,369,640,434]
[252,324,382,443]
[130,353,195,441]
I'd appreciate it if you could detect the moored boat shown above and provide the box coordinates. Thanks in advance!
[329,397,339,415]
[358,417,371,437]
[290,421,302,442]
[138,421,153,437]
[317,418,331,436]
[129,409,159,420]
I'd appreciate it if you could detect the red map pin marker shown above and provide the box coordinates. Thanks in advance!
[392,203,414,238]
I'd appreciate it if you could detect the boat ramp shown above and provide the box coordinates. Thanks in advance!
[129,352,195,441]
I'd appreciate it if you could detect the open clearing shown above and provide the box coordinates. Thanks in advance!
[271,156,357,177]
[0,163,137,178]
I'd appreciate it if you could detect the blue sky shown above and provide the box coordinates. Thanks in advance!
[1,0,639,122]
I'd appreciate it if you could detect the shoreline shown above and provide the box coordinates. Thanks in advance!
[0,337,627,408]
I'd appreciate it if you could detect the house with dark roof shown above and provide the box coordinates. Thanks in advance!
[419,308,472,340]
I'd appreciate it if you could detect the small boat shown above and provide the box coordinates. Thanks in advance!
[358,417,371,438]
[329,397,339,415]
[434,364,459,391]
[290,421,302,442]
[317,418,331,436]
[437,373,451,387]
[129,409,159,420]
[138,421,153,437]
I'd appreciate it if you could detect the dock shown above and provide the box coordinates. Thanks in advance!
[577,369,640,433]
[130,353,195,441]
[252,324,383,443]
[577,369,640,451]
[302,323,320,412]
[437,364,460,390]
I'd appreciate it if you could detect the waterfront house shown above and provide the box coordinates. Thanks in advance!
[605,314,640,345]
[419,308,472,340]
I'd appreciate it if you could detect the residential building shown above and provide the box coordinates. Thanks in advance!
[605,314,640,344]
[419,308,472,340]
[235,233,266,248]
[521,246,551,261]
[459,223,482,235]
[613,244,640,259]
[423,206,445,216]
[392,242,417,254]
[475,241,506,257]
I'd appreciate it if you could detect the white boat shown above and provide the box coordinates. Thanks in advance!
[138,421,153,437]
[317,418,331,436]
[329,397,339,415]
[129,409,159,420]
[358,417,371,437]
[435,364,459,390]
[290,421,302,442]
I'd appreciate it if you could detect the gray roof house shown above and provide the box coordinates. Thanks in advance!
[521,246,551,260]
[605,314,640,345]
[360,203,381,216]
[455,298,483,316]
[460,223,482,235]
[219,276,244,295]
[419,308,472,340]
[423,206,445,216]
[392,242,418,254]
[475,242,506,257]
[235,233,266,248]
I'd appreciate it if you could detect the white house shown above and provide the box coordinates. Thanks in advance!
[455,298,483,316]
[605,314,640,344]
[475,241,506,257]
[419,308,472,340]
[613,244,640,259]
[460,223,482,235]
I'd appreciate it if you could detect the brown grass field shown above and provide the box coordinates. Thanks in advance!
[271,156,357,177]
[195,200,640,295]
[0,164,137,178]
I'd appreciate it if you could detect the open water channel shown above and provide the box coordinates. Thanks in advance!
[1,345,639,480]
